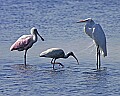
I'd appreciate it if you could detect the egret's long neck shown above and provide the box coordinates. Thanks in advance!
[84,21,95,38]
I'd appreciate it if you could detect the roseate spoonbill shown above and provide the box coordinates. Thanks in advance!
[77,18,107,70]
[39,48,79,69]
[10,27,44,66]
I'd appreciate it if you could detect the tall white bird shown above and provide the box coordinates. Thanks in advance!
[40,48,79,69]
[77,18,107,70]
[10,27,44,67]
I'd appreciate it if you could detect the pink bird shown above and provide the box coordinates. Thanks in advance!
[10,27,44,66]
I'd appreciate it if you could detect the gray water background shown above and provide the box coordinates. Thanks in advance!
[0,0,120,96]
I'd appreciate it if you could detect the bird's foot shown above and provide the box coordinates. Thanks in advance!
[54,62,64,68]
[59,64,64,68]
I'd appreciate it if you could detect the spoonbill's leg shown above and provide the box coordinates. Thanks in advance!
[24,50,27,67]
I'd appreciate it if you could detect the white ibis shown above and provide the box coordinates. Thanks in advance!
[77,18,107,70]
[39,48,79,69]
[10,27,44,67]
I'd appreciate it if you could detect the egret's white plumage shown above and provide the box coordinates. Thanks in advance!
[92,24,107,57]
[40,48,79,69]
[10,27,44,66]
[77,18,107,69]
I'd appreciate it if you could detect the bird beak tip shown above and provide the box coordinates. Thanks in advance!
[41,38,44,41]
[76,21,81,23]
[37,33,44,41]
[72,54,79,65]
[76,60,80,65]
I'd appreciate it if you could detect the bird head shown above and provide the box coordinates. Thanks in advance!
[31,27,44,41]
[68,52,79,64]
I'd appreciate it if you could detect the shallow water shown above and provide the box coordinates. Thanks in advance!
[0,0,120,96]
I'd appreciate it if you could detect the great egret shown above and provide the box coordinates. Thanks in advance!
[77,18,107,69]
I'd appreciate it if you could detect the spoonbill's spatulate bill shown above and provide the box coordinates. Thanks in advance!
[10,27,44,67]
[77,18,107,70]
[40,48,79,69]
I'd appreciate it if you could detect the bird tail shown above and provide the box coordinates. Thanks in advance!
[103,51,107,57]
[39,54,46,57]
[101,47,107,57]
[10,45,14,51]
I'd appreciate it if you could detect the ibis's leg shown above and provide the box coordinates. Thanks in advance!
[51,58,54,64]
[53,58,56,69]
[58,63,64,68]
[51,59,64,69]
[98,48,101,69]
[96,46,99,70]
[51,58,55,69]
[53,59,64,68]
[24,50,27,67]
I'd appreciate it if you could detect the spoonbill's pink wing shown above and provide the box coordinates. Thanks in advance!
[10,35,33,51]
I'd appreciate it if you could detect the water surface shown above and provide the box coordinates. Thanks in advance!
[0,0,120,96]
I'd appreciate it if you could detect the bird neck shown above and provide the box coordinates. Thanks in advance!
[64,52,72,58]
[84,21,95,38]
[33,33,38,43]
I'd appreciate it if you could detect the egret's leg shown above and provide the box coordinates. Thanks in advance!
[96,46,99,69]
[98,49,101,69]
[24,50,27,67]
